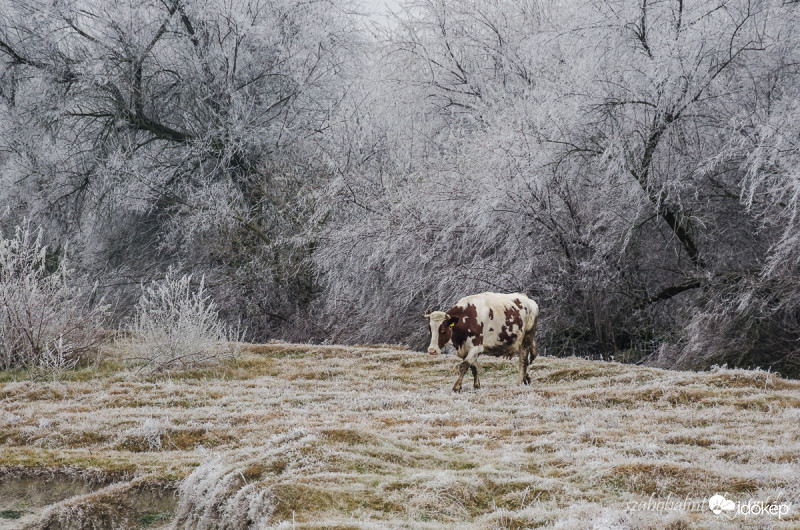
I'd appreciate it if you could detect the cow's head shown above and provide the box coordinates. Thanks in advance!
[423,311,458,355]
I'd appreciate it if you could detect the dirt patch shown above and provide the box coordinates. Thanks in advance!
[0,475,99,529]
[706,372,800,390]
[322,428,374,445]
[534,367,614,383]
[608,462,761,497]
[0,473,176,529]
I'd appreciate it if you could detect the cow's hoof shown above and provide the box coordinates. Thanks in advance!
[523,374,531,385]
[474,383,481,390]
[453,385,462,393]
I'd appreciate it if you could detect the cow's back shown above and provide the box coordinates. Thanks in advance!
[453,292,536,354]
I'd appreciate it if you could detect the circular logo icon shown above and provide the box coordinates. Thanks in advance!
[709,494,735,514]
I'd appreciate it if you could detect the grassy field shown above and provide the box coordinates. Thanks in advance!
[0,343,798,529]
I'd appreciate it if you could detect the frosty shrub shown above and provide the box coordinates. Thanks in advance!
[123,274,241,372]
[174,429,317,528]
[173,456,275,529]
[118,417,169,452]
[0,224,107,374]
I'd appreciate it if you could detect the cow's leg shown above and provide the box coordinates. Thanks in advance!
[453,361,469,392]
[518,347,530,385]
[519,325,536,385]
[520,331,536,385]
[453,347,482,392]
[470,364,480,389]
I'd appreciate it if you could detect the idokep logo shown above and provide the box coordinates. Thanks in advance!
[708,493,791,519]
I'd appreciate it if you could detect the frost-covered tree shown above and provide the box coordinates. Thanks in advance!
[3,0,800,375]
[0,0,360,338]
[316,0,800,375]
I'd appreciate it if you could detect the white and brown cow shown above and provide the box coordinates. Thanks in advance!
[424,292,539,392]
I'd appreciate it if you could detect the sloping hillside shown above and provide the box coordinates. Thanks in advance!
[1,344,798,528]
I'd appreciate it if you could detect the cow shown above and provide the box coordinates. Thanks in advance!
[423,292,539,392]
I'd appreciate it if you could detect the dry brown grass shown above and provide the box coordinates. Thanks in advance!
[0,343,798,528]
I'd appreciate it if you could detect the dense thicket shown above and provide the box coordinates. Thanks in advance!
[2,0,800,375]
[0,0,359,338]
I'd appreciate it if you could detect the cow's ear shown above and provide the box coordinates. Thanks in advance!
[447,316,459,328]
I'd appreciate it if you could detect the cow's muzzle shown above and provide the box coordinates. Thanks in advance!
[428,348,439,355]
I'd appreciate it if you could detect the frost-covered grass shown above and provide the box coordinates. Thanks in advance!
[1,343,799,528]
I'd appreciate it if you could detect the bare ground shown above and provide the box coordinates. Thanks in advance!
[1,343,798,528]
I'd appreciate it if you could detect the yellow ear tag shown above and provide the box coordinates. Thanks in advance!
[449,322,455,327]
